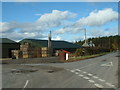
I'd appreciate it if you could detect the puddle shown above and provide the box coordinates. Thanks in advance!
[102,59,107,62]
[11,69,38,74]
[2,62,9,64]
[116,55,120,57]
[47,70,54,73]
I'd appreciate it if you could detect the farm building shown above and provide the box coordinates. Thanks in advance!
[0,36,81,59]
[0,38,20,58]
[20,39,81,52]
[11,31,81,59]
[19,39,81,58]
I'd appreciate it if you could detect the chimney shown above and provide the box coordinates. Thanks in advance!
[48,31,52,56]
[82,28,89,47]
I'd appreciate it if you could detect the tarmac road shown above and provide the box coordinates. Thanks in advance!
[2,52,118,88]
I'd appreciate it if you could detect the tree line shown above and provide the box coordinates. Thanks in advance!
[75,35,120,51]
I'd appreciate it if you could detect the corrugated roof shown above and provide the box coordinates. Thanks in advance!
[20,39,81,49]
[0,38,18,44]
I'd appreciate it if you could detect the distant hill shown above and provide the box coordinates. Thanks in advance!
[75,35,120,50]
[20,39,81,49]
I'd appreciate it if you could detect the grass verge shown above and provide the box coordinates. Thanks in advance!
[63,52,110,63]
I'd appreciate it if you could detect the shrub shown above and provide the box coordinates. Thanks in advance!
[84,47,110,55]
[75,48,85,57]
[75,47,110,56]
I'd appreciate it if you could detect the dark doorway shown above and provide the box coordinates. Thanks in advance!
[8,49,13,58]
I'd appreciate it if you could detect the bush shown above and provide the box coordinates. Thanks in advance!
[84,47,110,55]
[75,48,85,57]
[75,47,110,56]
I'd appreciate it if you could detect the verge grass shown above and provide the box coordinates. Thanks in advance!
[64,52,110,63]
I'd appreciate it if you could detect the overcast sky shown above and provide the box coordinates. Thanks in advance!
[1,2,118,42]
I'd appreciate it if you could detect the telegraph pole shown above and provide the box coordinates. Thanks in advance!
[48,31,52,57]
[84,28,87,44]
[82,28,89,47]
[109,38,110,50]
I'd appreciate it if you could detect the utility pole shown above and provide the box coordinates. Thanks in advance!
[82,28,89,47]
[109,38,110,50]
[48,31,52,57]
[85,28,87,44]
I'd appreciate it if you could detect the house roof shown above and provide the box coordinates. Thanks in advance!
[61,49,71,53]
[20,39,81,49]
[0,38,18,44]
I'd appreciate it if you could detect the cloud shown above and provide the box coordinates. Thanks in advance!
[54,28,69,34]
[54,8,118,34]
[72,26,118,41]
[0,22,21,33]
[1,10,76,33]
[37,10,77,29]
[52,36,61,40]
[0,21,44,33]
[90,26,118,37]
[1,9,76,33]
[73,36,84,41]
[1,31,46,41]
[1,10,76,41]
[75,8,118,27]
[35,14,42,16]
[38,10,76,22]
[1,8,118,42]
[54,27,83,34]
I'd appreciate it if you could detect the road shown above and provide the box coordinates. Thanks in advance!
[2,52,118,88]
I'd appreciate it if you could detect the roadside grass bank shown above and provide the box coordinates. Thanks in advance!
[63,52,111,63]
[1,51,117,64]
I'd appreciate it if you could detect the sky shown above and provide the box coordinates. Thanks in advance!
[1,0,120,2]
[1,2,119,42]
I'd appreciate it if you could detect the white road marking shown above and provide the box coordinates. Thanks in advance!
[101,62,113,67]
[23,80,29,88]
[70,69,115,88]
[75,69,81,71]
[83,71,87,74]
[70,70,75,72]
[98,79,105,82]
[111,62,113,66]
[79,74,84,77]
[88,79,95,83]
[88,73,93,76]
[93,76,98,79]
[94,84,104,88]
[75,72,79,74]
[106,82,115,87]
[83,77,90,80]
[69,67,115,89]
[110,84,115,87]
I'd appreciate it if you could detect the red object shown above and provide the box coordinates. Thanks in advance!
[61,49,70,54]
[59,52,66,61]
[59,49,70,61]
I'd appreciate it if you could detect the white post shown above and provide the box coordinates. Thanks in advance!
[66,53,69,60]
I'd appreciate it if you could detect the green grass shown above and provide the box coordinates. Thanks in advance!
[64,52,110,63]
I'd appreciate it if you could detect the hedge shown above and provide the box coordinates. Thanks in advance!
[75,47,110,56]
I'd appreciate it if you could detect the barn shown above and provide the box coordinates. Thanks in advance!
[0,38,20,58]
[20,39,81,56]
